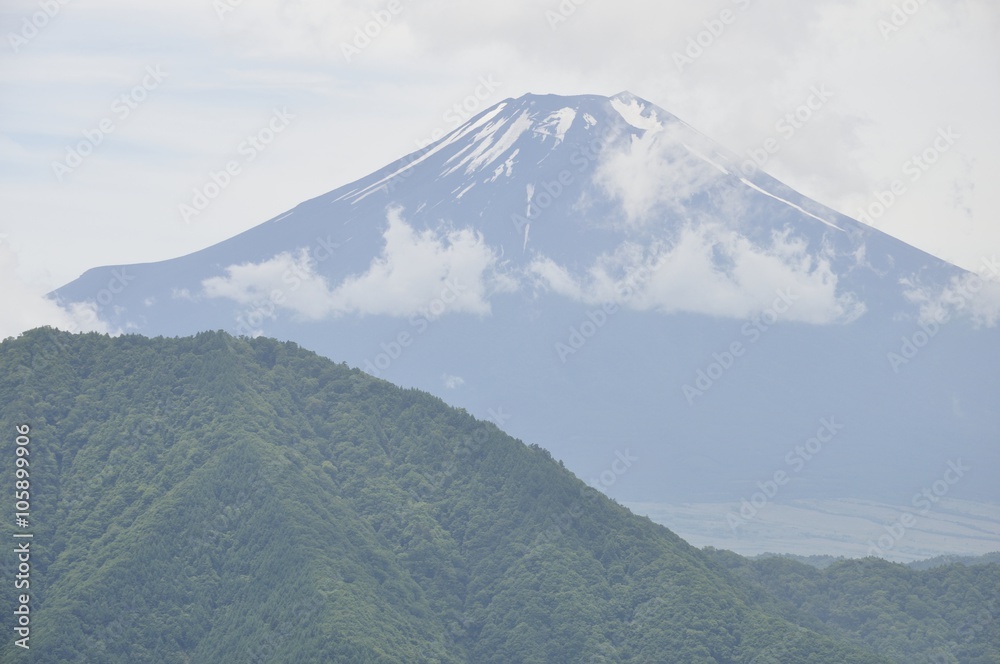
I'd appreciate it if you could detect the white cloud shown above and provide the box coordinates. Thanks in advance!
[330,207,518,317]
[529,224,865,324]
[202,247,335,320]
[594,118,725,226]
[442,373,465,389]
[902,257,1000,328]
[0,243,112,339]
[202,207,517,319]
[2,0,996,290]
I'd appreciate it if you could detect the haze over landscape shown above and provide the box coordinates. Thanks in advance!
[47,89,1000,561]
[1,0,998,661]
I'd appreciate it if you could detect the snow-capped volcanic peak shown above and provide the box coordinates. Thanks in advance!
[339,92,677,210]
[431,94,598,179]
[51,90,996,521]
[610,91,664,133]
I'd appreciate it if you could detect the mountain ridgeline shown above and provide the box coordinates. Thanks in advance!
[51,91,1000,510]
[0,329,997,663]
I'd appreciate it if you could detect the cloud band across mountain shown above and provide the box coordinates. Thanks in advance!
[202,210,865,326]
[529,224,866,324]
[201,207,517,321]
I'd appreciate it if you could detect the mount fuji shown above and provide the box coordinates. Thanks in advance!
[52,91,1000,557]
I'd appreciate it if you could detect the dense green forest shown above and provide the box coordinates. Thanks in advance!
[749,551,1000,571]
[0,329,996,662]
[707,550,1000,663]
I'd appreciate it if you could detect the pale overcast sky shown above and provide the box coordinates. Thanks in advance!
[1,0,997,337]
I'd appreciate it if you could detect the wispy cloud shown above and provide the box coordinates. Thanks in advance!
[202,207,517,320]
[594,115,726,226]
[902,259,1000,328]
[530,224,865,324]
[442,373,465,389]
[0,243,111,339]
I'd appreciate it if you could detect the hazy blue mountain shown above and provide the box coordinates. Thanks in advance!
[52,91,1000,514]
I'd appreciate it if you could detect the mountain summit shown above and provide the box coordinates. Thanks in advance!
[52,92,999,546]
[56,90,954,330]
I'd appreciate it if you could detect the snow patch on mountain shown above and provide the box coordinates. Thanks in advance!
[448,102,508,145]
[345,105,517,204]
[489,148,519,182]
[533,107,577,144]
[684,144,729,176]
[611,94,662,133]
[739,178,843,231]
[522,183,536,250]
[444,109,534,177]
[349,139,453,204]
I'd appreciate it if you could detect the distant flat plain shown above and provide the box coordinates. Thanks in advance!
[627,498,1000,562]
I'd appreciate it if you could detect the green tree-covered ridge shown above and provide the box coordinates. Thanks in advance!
[0,329,995,663]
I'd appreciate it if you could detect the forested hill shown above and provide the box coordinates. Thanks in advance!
[0,329,995,663]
